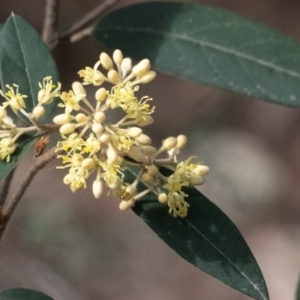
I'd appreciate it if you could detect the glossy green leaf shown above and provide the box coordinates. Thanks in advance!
[0,134,37,181]
[0,288,54,300]
[0,14,59,123]
[93,2,300,107]
[125,167,268,300]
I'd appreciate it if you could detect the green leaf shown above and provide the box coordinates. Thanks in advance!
[0,134,37,181]
[0,288,54,300]
[296,273,300,300]
[93,2,300,107]
[0,14,59,123]
[125,167,268,300]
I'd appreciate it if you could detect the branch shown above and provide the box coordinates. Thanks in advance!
[42,0,60,50]
[59,0,119,42]
[1,147,59,235]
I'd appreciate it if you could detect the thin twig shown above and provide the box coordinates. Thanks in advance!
[42,0,60,50]
[59,0,119,41]
[0,168,16,207]
[1,147,59,234]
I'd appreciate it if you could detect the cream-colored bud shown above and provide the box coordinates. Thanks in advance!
[127,146,146,162]
[82,158,95,170]
[140,71,156,84]
[136,134,152,145]
[63,174,71,184]
[121,58,132,76]
[127,127,142,138]
[99,132,110,144]
[93,179,103,198]
[53,113,71,125]
[176,135,187,149]
[60,123,76,135]
[0,107,7,118]
[113,49,123,65]
[140,146,157,157]
[142,172,154,183]
[72,81,86,97]
[95,87,107,102]
[2,138,14,147]
[136,115,154,126]
[107,146,118,163]
[126,185,137,198]
[119,199,135,211]
[132,59,150,77]
[147,164,159,176]
[158,193,168,204]
[100,52,113,70]
[75,113,88,123]
[162,137,177,150]
[92,123,104,136]
[189,175,205,186]
[194,165,210,176]
[107,69,120,84]
[32,106,45,119]
[94,111,105,123]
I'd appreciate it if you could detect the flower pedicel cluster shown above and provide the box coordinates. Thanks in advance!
[0,50,209,218]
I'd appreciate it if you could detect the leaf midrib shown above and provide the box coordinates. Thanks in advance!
[98,26,300,81]
[184,218,267,300]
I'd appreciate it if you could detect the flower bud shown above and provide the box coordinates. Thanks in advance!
[142,172,154,183]
[92,123,104,137]
[60,123,76,135]
[107,146,118,163]
[176,135,187,149]
[53,113,71,125]
[32,106,45,119]
[132,59,150,77]
[63,174,72,185]
[121,58,132,77]
[99,133,110,144]
[72,81,86,98]
[100,52,113,70]
[94,111,106,123]
[119,199,135,211]
[162,137,177,150]
[189,175,205,186]
[147,164,159,176]
[82,158,95,170]
[127,127,142,138]
[136,134,152,145]
[93,179,103,198]
[140,146,157,156]
[113,49,123,65]
[95,87,107,102]
[75,113,88,123]
[158,193,168,204]
[107,70,120,84]
[194,165,209,176]
[136,115,154,126]
[140,71,156,83]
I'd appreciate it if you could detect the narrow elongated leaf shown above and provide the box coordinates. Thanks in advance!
[0,15,59,123]
[0,134,37,180]
[125,167,268,300]
[0,288,54,300]
[93,2,300,107]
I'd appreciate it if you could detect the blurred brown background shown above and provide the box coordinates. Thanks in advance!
[1,0,300,299]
